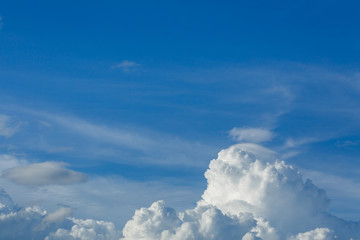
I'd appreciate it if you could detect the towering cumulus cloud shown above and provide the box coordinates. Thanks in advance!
[122,143,360,240]
[0,143,360,239]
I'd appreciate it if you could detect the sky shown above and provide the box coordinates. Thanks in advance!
[1,0,360,239]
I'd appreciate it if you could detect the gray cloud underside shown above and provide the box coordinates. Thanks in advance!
[1,161,87,186]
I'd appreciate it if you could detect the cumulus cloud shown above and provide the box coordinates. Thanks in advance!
[46,218,119,240]
[1,161,87,186]
[288,228,334,240]
[0,187,120,240]
[229,127,274,143]
[0,114,23,137]
[122,144,360,239]
[1,144,360,239]
[121,200,278,240]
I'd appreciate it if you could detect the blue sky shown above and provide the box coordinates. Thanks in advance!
[1,0,360,226]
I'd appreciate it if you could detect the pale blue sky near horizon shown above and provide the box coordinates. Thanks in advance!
[1,0,360,224]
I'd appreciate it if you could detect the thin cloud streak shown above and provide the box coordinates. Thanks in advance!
[0,115,23,138]
[229,127,274,143]
[0,106,217,167]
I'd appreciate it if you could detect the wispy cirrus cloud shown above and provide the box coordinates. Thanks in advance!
[4,107,217,167]
[0,115,24,138]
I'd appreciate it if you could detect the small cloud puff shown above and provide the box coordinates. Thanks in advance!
[229,127,274,143]
[112,60,141,71]
[1,161,87,186]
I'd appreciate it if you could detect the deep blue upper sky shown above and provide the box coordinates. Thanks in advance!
[1,0,360,222]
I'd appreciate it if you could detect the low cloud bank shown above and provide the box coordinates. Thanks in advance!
[0,143,360,239]
[0,187,120,239]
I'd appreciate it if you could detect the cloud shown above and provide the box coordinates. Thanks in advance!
[284,137,320,148]
[112,60,141,71]
[301,169,360,221]
[121,144,360,239]
[45,218,119,240]
[30,111,216,166]
[229,127,274,143]
[0,164,202,226]
[0,154,27,172]
[121,200,271,240]
[41,207,73,229]
[44,114,155,152]
[0,187,14,210]
[0,114,23,138]
[1,161,87,186]
[0,187,120,240]
[288,228,334,240]
[1,144,360,239]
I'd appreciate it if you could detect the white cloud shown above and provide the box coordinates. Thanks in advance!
[1,144,360,239]
[45,218,119,240]
[0,154,27,172]
[288,228,334,240]
[112,60,141,71]
[229,127,274,143]
[301,169,360,220]
[284,137,320,148]
[0,114,23,137]
[0,187,120,240]
[121,200,272,240]
[121,144,360,239]
[0,169,202,226]
[34,112,216,166]
[0,107,217,167]
[1,161,87,186]
[45,114,155,152]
